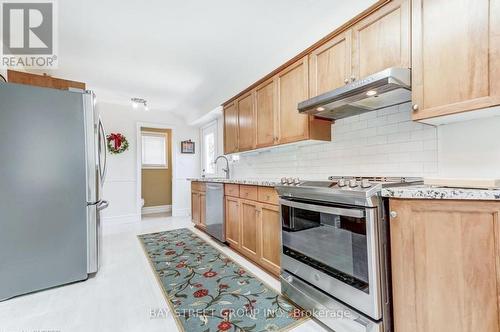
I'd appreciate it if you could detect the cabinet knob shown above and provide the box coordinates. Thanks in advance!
[412,104,419,112]
[390,211,398,219]
[344,78,350,84]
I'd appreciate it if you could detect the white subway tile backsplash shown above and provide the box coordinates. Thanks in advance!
[231,103,438,179]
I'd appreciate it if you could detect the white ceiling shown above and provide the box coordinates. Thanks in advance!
[45,0,376,122]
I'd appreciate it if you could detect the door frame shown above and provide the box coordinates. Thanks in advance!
[136,122,177,218]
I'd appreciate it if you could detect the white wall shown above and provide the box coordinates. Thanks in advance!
[438,116,500,178]
[227,103,439,179]
[98,102,199,224]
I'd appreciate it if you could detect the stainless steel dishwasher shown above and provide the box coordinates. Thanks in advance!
[205,183,225,242]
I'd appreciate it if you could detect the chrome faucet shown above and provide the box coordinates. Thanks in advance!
[214,155,230,179]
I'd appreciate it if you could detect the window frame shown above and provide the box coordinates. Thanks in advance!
[200,120,219,177]
[141,131,168,169]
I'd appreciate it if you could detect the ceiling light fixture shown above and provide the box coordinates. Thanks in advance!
[131,98,149,111]
[366,90,377,97]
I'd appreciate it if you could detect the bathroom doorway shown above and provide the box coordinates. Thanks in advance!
[139,126,173,219]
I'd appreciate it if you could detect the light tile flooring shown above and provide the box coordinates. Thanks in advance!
[0,214,326,332]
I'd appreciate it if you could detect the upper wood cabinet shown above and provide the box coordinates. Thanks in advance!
[223,102,238,154]
[351,0,410,80]
[236,92,255,152]
[255,78,277,148]
[7,70,86,90]
[390,199,500,332]
[276,57,311,144]
[411,0,500,120]
[309,30,353,97]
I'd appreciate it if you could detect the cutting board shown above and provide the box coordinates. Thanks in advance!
[424,178,500,189]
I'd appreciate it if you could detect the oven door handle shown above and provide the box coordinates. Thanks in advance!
[279,199,365,218]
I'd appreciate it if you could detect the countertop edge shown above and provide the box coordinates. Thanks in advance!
[187,178,279,187]
[382,185,500,201]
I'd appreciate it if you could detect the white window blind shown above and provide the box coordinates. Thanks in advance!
[142,132,167,168]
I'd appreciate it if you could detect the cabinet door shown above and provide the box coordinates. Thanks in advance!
[225,196,240,248]
[191,192,200,224]
[276,57,310,144]
[255,78,277,148]
[199,193,206,229]
[237,92,255,151]
[351,0,410,80]
[309,30,352,97]
[239,199,260,261]
[390,199,500,332]
[411,0,500,120]
[223,102,238,154]
[259,203,281,276]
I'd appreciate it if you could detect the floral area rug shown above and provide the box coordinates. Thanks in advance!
[138,228,307,332]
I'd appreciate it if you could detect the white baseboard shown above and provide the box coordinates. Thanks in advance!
[141,205,172,215]
[102,213,140,225]
[172,208,190,217]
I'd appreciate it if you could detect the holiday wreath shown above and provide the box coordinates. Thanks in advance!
[107,133,129,154]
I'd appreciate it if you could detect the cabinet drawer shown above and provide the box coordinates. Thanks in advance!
[258,187,279,205]
[224,184,239,197]
[240,185,258,201]
[191,181,206,192]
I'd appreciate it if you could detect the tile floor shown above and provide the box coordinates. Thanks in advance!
[0,214,325,332]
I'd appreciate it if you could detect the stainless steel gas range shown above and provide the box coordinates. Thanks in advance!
[276,176,422,332]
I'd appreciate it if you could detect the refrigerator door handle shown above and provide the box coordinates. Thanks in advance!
[98,118,107,183]
[97,200,109,211]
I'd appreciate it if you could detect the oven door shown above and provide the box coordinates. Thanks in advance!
[280,198,382,320]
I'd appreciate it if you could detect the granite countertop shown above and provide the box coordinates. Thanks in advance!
[382,185,500,201]
[188,178,280,187]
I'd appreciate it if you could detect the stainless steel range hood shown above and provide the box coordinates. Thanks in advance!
[298,67,411,120]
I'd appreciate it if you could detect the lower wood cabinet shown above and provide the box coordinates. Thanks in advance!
[258,203,281,276]
[191,182,206,230]
[225,196,241,247]
[239,199,260,261]
[389,199,500,332]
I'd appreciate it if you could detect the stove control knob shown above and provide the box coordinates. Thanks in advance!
[349,179,358,188]
[286,177,294,185]
[361,179,372,188]
[281,177,287,185]
[338,179,346,187]
[293,178,300,185]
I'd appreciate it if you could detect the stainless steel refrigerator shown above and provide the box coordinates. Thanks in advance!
[0,82,108,301]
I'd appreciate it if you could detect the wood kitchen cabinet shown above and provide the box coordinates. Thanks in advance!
[276,57,311,144]
[225,196,241,247]
[7,70,86,90]
[411,0,500,121]
[236,92,255,152]
[258,203,281,276]
[309,30,353,97]
[351,0,410,80]
[223,102,239,154]
[191,191,200,225]
[199,193,206,230]
[239,199,260,261]
[255,78,277,148]
[389,199,500,332]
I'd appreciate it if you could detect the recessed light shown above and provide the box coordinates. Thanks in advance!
[316,107,326,112]
[366,90,377,97]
